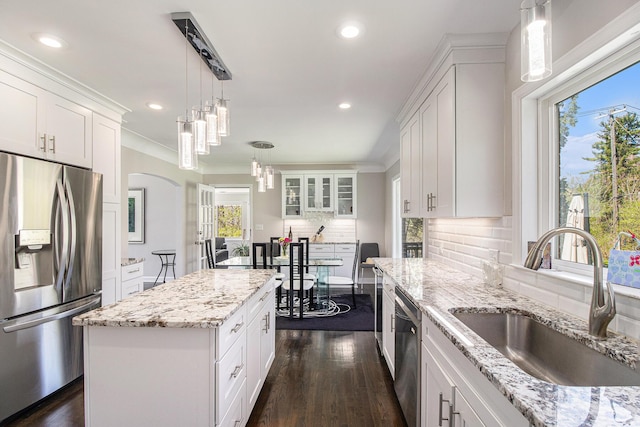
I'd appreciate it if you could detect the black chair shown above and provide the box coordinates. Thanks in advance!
[326,240,360,307]
[359,243,380,285]
[297,237,316,281]
[214,238,229,264]
[281,242,314,319]
[252,243,268,269]
[204,239,214,269]
[269,237,281,258]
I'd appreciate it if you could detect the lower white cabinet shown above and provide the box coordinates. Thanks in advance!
[120,261,143,300]
[421,314,529,427]
[308,243,357,280]
[246,281,276,413]
[381,275,395,377]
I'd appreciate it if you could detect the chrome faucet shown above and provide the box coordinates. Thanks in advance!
[524,227,616,339]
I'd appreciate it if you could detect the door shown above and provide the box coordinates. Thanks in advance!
[62,165,102,302]
[282,175,303,218]
[197,184,216,270]
[305,175,333,211]
[423,345,455,427]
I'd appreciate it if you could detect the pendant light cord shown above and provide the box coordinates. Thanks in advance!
[184,20,189,118]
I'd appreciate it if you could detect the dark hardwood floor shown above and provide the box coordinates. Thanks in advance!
[2,290,405,427]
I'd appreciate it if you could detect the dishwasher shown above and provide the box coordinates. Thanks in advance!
[394,287,421,427]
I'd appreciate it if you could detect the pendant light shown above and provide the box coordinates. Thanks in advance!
[193,46,209,155]
[205,72,220,146]
[216,81,230,136]
[249,141,275,192]
[178,20,197,170]
[521,0,552,82]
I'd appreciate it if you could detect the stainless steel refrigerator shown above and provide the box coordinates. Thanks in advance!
[0,152,102,422]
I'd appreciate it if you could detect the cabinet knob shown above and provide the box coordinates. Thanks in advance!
[48,135,56,153]
[40,134,47,152]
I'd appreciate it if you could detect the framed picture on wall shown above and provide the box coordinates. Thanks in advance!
[128,188,145,244]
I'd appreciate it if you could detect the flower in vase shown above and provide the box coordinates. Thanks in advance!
[278,237,291,256]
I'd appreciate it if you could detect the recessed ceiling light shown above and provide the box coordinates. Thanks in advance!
[32,33,67,49]
[337,22,364,39]
[146,102,163,110]
[339,103,352,110]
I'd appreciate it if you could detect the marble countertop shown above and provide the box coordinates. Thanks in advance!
[73,269,275,328]
[121,257,144,266]
[374,257,640,427]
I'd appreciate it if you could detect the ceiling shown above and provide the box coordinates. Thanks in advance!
[0,1,519,172]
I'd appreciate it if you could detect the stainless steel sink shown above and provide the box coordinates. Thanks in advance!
[452,311,640,387]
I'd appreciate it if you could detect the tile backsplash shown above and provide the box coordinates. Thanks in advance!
[428,216,640,341]
[283,215,356,242]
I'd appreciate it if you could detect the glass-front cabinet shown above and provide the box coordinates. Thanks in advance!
[281,171,357,218]
[282,175,303,218]
[305,175,333,211]
[335,173,357,218]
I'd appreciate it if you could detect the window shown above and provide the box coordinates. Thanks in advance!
[402,218,423,258]
[216,205,243,238]
[556,62,640,266]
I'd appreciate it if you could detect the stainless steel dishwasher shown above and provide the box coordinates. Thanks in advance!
[394,287,421,427]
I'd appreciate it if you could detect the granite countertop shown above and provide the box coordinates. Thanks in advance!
[121,257,144,266]
[374,257,640,427]
[73,269,275,328]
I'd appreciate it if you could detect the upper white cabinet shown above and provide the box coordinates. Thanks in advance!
[335,174,357,218]
[92,114,121,203]
[400,111,421,217]
[305,174,333,211]
[281,171,357,218]
[399,34,506,219]
[0,69,92,168]
[282,175,303,218]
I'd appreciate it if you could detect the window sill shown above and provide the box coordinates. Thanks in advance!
[509,264,640,302]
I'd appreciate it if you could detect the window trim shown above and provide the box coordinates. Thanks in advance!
[513,8,640,270]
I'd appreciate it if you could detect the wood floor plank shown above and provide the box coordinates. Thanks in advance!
[247,330,407,427]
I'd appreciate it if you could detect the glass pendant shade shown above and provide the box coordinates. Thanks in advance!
[265,166,275,189]
[177,117,197,170]
[255,162,262,181]
[521,0,552,82]
[205,101,220,146]
[216,98,230,136]
[250,157,259,176]
[257,174,266,193]
[192,108,209,155]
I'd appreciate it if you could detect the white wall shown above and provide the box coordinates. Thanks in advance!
[127,174,181,282]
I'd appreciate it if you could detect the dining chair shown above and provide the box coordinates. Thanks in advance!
[252,243,268,269]
[326,240,360,307]
[281,242,314,319]
[204,239,215,269]
[359,242,380,285]
[297,237,317,281]
[268,238,285,309]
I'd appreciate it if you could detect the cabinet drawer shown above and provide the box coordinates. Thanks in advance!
[247,278,275,322]
[217,305,247,359]
[122,278,142,298]
[121,262,143,281]
[309,244,334,255]
[220,378,246,427]
[334,244,356,254]
[216,331,246,425]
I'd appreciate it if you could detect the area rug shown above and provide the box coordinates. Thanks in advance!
[275,294,374,331]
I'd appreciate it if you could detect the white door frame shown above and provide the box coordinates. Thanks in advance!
[392,175,402,258]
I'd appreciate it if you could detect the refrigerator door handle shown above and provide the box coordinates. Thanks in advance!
[54,179,70,296]
[2,295,101,333]
[63,180,77,295]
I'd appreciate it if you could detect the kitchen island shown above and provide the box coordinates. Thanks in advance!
[73,268,277,427]
[375,258,640,427]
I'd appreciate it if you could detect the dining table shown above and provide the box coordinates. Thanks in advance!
[217,255,343,318]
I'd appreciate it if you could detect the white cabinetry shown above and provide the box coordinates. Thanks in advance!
[309,243,357,279]
[120,261,143,300]
[421,314,529,427]
[400,111,421,217]
[282,175,303,218]
[305,175,333,211]
[281,171,357,218]
[0,69,92,168]
[334,174,357,218]
[246,280,276,413]
[381,275,395,377]
[399,35,505,219]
